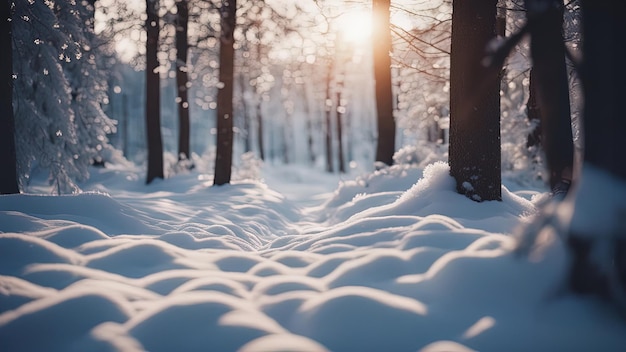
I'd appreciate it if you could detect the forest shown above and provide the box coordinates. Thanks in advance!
[1,0,625,351]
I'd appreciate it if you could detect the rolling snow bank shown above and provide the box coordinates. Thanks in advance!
[0,162,625,351]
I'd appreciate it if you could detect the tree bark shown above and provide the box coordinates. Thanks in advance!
[566,0,626,297]
[526,67,542,149]
[175,0,191,161]
[525,0,574,189]
[213,0,236,185]
[336,88,345,173]
[324,61,334,173]
[580,0,626,180]
[0,0,19,194]
[449,0,501,202]
[145,0,164,184]
[372,0,396,166]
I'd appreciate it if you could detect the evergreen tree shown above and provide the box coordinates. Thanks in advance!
[54,0,116,168]
[12,0,111,194]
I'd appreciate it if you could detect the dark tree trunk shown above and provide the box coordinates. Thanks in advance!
[449,0,501,202]
[324,62,334,173]
[525,0,574,189]
[526,67,542,149]
[372,0,396,166]
[580,0,626,180]
[565,0,626,298]
[336,89,345,174]
[175,0,191,161]
[145,0,164,184]
[0,0,19,194]
[213,0,236,186]
[496,3,506,37]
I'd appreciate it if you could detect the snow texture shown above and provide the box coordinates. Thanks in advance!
[1,162,625,352]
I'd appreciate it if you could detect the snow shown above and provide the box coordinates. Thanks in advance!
[1,161,625,352]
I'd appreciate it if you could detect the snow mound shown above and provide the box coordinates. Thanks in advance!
[1,164,625,351]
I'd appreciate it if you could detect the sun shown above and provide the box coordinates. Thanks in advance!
[336,10,373,44]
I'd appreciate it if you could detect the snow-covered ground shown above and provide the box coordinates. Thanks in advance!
[1,161,625,352]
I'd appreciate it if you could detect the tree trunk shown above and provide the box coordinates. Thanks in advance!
[256,98,265,161]
[580,0,626,180]
[282,108,291,164]
[145,0,164,184]
[213,0,236,186]
[372,0,396,166]
[303,85,315,165]
[0,0,19,194]
[238,74,251,153]
[324,62,334,173]
[449,0,501,202]
[175,0,191,162]
[336,89,345,173]
[525,0,574,189]
[566,0,626,298]
[526,67,542,149]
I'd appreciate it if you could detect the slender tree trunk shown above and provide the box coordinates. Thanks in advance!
[449,0,501,202]
[0,0,19,194]
[122,93,129,157]
[213,0,236,185]
[255,42,265,161]
[282,106,291,164]
[303,85,315,165]
[372,0,396,166]
[526,67,542,149]
[145,0,164,184]
[238,74,251,153]
[336,89,345,173]
[496,2,506,37]
[324,61,334,173]
[256,98,265,161]
[525,0,574,189]
[175,0,191,161]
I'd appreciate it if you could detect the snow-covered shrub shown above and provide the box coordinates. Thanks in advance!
[235,152,263,181]
[393,143,447,168]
